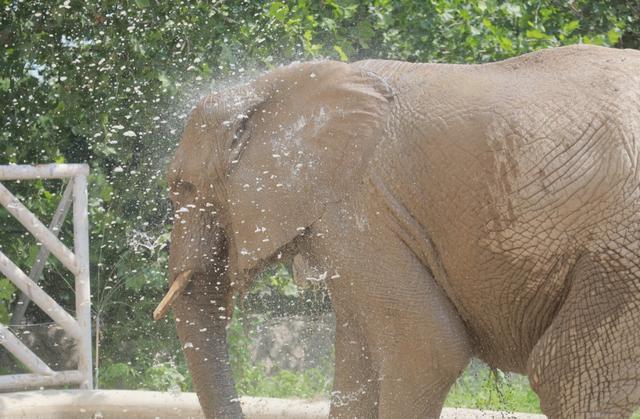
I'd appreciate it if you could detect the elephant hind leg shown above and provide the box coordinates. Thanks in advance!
[527,254,640,418]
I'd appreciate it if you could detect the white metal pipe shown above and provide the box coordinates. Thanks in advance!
[0,251,82,339]
[0,370,83,391]
[72,174,93,390]
[0,164,93,392]
[0,163,89,180]
[0,182,79,275]
[0,391,548,419]
[11,178,75,325]
[0,324,54,375]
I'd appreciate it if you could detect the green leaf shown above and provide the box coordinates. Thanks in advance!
[268,2,289,22]
[498,37,513,52]
[355,20,375,48]
[0,278,15,324]
[303,30,313,42]
[526,29,550,40]
[502,3,522,17]
[157,72,170,88]
[333,45,348,62]
[100,182,114,202]
[0,304,9,324]
[562,20,580,35]
[482,18,495,33]
[321,18,336,32]
[0,278,16,301]
[607,29,621,45]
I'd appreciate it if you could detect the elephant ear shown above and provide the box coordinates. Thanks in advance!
[226,60,393,274]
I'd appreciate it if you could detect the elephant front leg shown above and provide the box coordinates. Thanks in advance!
[370,270,473,419]
[329,305,380,418]
[326,241,472,418]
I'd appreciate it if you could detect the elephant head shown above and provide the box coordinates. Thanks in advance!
[156,61,393,418]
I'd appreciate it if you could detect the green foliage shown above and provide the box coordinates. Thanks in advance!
[238,366,332,399]
[1,0,639,409]
[0,278,15,323]
[446,363,541,413]
[243,265,331,316]
[99,360,188,391]
[98,362,139,389]
[251,265,300,298]
[228,302,333,399]
[139,362,187,392]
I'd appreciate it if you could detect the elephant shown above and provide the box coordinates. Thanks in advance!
[155,44,640,418]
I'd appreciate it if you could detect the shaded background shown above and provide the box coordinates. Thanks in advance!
[1,0,639,412]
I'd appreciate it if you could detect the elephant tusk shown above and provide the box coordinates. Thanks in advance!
[153,270,193,321]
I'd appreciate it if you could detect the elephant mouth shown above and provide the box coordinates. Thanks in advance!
[153,269,194,320]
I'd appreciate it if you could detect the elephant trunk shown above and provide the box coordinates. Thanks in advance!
[171,270,243,419]
[164,191,242,417]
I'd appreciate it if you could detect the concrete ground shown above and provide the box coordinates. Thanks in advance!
[0,390,546,419]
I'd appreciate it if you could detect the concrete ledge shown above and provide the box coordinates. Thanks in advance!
[0,390,546,418]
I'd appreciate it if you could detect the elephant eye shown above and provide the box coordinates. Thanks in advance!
[173,180,195,193]
[181,181,196,192]
[170,180,196,203]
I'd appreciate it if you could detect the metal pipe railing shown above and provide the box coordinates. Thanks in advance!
[0,182,79,275]
[72,173,93,389]
[0,163,92,391]
[0,252,82,339]
[0,324,54,376]
[0,163,89,180]
[0,371,84,391]
[10,178,74,325]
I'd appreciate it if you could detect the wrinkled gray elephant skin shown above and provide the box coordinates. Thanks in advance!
[161,45,640,418]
